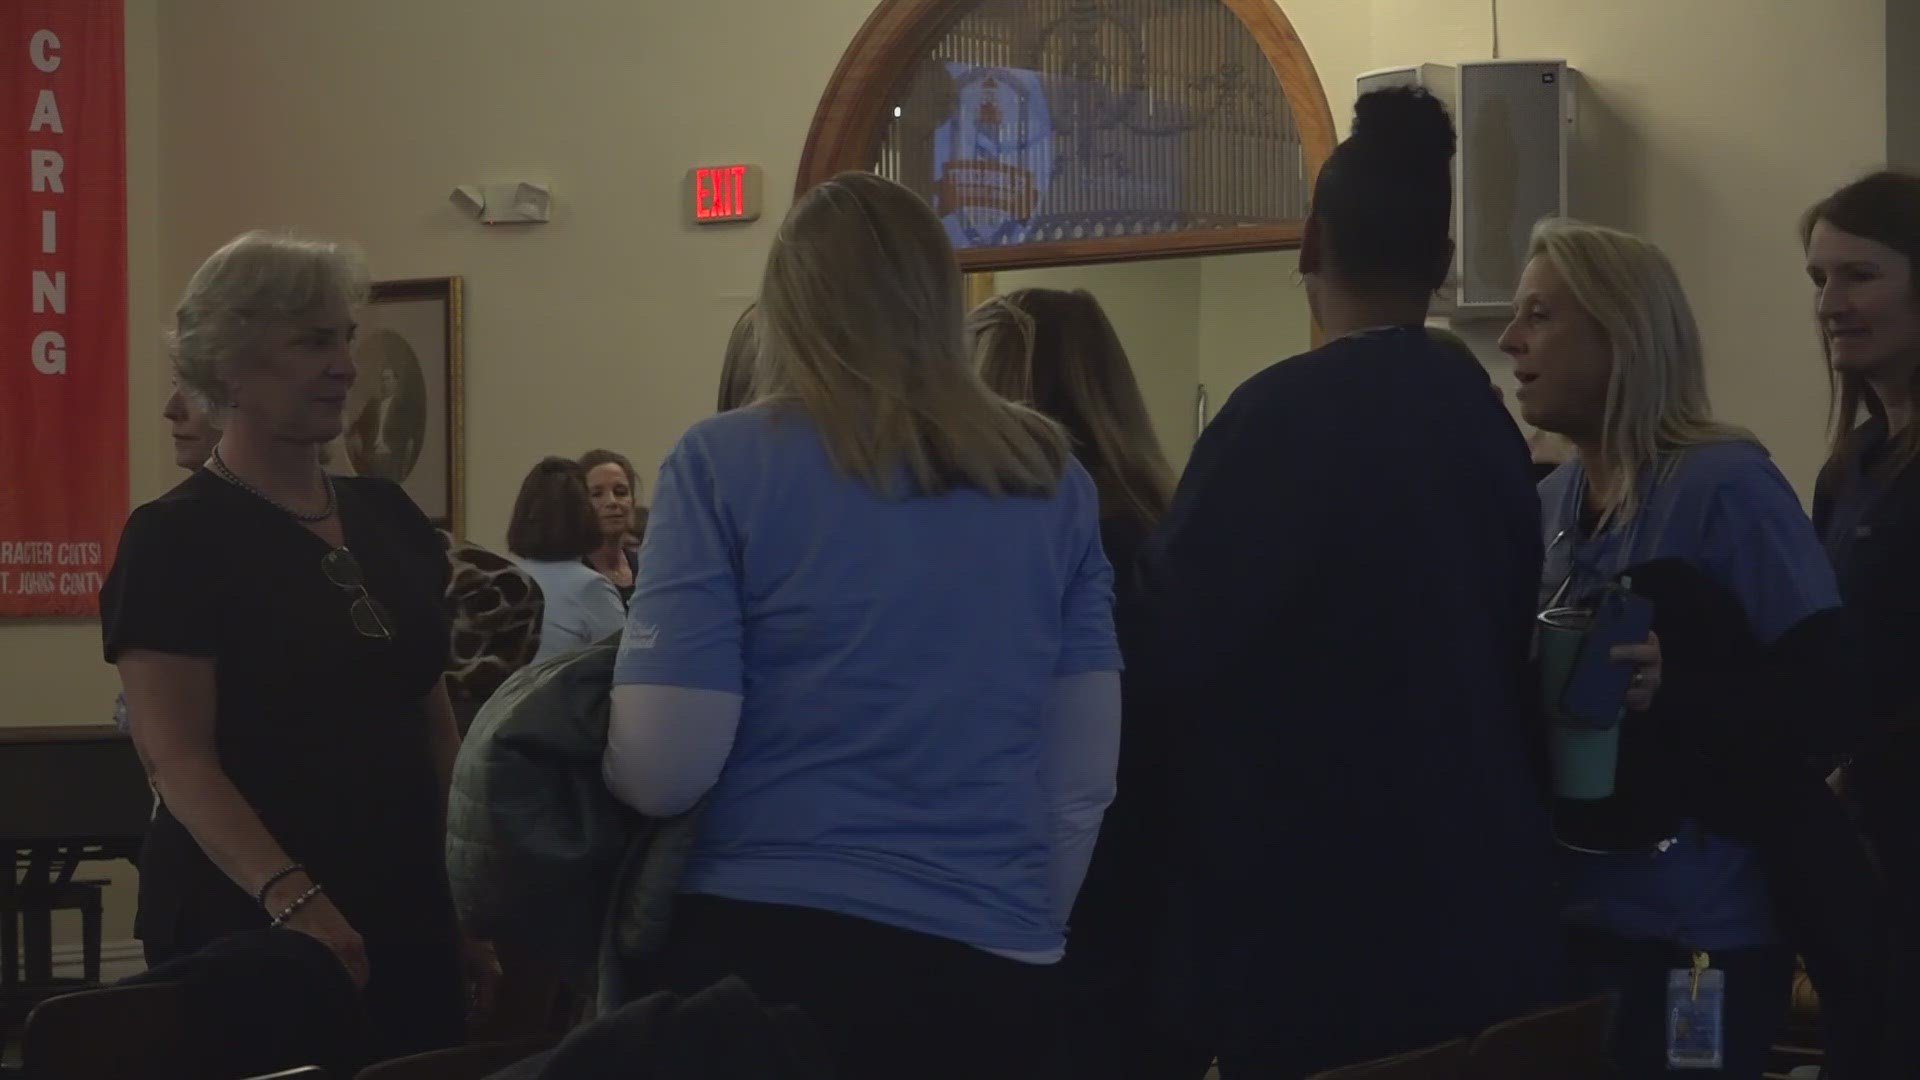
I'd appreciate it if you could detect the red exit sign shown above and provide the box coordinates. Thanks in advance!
[689,164,763,224]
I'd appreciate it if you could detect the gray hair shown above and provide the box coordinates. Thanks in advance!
[167,231,369,415]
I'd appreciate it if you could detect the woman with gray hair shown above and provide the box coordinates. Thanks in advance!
[99,231,494,1061]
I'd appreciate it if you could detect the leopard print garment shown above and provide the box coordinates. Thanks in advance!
[438,530,544,732]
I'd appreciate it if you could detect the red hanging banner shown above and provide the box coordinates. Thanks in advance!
[0,1,127,617]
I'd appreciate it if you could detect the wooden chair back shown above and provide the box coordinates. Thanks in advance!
[1309,1038,1470,1079]
[19,983,189,1079]
[1465,995,1615,1079]
[355,1041,541,1080]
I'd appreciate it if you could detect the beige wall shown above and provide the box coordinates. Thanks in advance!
[1893,0,1920,168]
[0,0,1894,944]
[1198,250,1310,410]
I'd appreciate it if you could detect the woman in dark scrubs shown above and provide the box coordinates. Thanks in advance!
[1130,86,1566,1078]
[1806,170,1920,1074]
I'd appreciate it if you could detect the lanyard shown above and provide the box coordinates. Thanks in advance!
[1543,461,1660,611]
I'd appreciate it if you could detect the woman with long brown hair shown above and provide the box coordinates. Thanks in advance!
[971,287,1191,1077]
[600,173,1121,1080]
[1806,169,1920,1073]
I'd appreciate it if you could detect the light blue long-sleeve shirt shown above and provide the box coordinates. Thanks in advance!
[514,558,627,662]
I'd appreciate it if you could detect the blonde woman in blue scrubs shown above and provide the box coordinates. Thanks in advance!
[1501,219,1862,1078]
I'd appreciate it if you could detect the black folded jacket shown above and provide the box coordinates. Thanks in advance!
[119,928,371,1078]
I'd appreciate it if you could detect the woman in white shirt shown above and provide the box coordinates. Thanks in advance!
[505,457,626,662]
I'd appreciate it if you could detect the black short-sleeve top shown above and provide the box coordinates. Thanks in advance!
[100,469,455,946]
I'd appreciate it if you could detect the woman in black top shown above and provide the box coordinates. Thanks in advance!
[101,232,492,1059]
[1129,88,1565,1077]
[1806,171,1920,1072]
[970,287,1187,1079]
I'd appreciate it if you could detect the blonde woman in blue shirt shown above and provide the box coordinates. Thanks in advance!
[602,172,1121,1080]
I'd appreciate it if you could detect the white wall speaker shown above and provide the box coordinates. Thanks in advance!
[1356,60,1576,320]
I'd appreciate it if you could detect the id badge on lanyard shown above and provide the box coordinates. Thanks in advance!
[1666,951,1726,1069]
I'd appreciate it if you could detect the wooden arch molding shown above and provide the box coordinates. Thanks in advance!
[795,0,1339,271]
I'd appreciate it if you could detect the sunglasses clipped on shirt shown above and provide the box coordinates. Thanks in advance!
[321,546,396,641]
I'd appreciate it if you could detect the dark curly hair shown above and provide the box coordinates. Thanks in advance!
[1301,85,1457,298]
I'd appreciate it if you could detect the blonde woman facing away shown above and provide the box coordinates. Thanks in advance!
[602,172,1121,1080]
[1501,219,1864,1078]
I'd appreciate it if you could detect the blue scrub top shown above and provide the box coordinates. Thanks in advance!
[614,405,1120,957]
[1539,440,1841,949]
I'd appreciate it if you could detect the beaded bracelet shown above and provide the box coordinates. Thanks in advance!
[254,863,307,908]
[270,882,326,929]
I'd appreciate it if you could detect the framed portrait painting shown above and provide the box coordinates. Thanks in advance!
[325,277,466,535]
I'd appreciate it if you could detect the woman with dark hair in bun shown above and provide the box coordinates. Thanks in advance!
[1128,87,1563,1076]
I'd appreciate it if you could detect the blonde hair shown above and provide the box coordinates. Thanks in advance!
[754,172,1068,497]
[717,303,757,412]
[970,288,1173,530]
[1528,219,1758,525]
[168,231,368,416]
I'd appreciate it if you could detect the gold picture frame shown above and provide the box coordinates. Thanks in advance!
[328,277,466,536]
